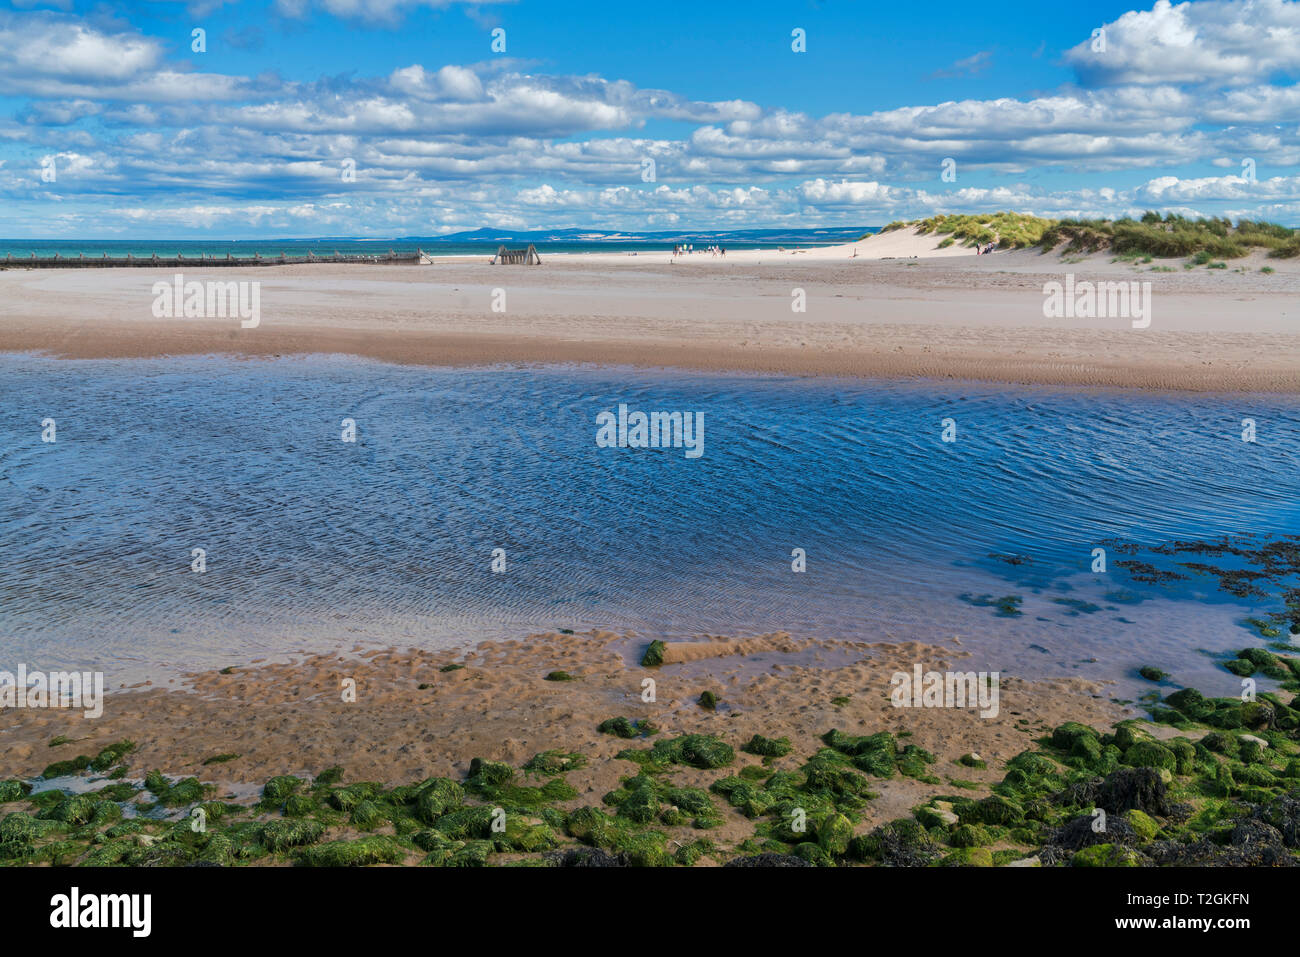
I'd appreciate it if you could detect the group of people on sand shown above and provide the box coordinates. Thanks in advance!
[975,242,996,255]
[672,244,725,257]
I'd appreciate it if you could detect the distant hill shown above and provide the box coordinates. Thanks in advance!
[398,226,873,245]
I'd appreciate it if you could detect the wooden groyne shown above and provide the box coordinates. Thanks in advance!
[3,250,433,269]
[490,244,541,265]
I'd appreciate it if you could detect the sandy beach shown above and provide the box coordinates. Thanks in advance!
[1,631,1124,797]
[2,228,1297,393]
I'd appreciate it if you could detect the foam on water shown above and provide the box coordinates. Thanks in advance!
[1,353,1297,694]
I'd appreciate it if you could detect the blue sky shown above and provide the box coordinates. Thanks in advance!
[2,0,1299,236]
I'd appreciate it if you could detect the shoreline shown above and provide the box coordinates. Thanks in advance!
[1,243,1298,393]
[0,631,1130,787]
[0,629,1134,866]
[6,627,1300,867]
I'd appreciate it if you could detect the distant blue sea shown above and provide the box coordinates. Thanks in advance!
[0,230,869,261]
[1,353,1296,691]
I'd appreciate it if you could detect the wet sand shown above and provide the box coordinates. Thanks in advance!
[0,631,1127,838]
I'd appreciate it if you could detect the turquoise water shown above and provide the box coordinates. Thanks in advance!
[1,353,1297,691]
[0,234,858,260]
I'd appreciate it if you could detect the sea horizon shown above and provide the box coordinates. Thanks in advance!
[0,227,875,260]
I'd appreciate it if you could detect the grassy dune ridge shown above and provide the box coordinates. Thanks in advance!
[876,211,1300,260]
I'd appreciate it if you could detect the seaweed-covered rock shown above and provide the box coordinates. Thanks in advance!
[624,734,735,770]
[0,781,28,803]
[723,852,813,867]
[494,819,557,853]
[975,795,1023,826]
[915,803,959,829]
[414,778,465,822]
[743,734,793,758]
[1046,813,1139,852]
[798,754,876,806]
[433,806,497,840]
[850,818,940,866]
[815,812,854,855]
[447,839,493,867]
[466,758,513,789]
[1166,738,1196,775]
[1164,688,1213,721]
[523,750,587,775]
[328,781,383,812]
[937,846,994,867]
[564,806,617,847]
[611,829,672,867]
[612,778,660,824]
[260,775,303,807]
[949,823,992,848]
[82,841,135,867]
[349,799,386,830]
[284,794,316,817]
[1230,819,1285,853]
[260,818,324,851]
[1240,701,1277,730]
[676,735,734,769]
[1125,809,1159,842]
[1253,789,1300,848]
[822,729,895,756]
[0,812,62,859]
[42,755,92,778]
[1238,648,1288,679]
[1122,741,1177,772]
[1239,738,1267,765]
[40,795,96,826]
[1005,751,1063,781]
[1148,821,1296,867]
[1050,722,1099,751]
[792,841,833,866]
[821,729,899,778]
[1201,731,1239,757]
[597,717,656,739]
[1071,843,1146,867]
[710,776,774,818]
[1094,767,1171,816]
[545,847,630,867]
[640,640,666,667]
[297,836,405,867]
[90,740,136,772]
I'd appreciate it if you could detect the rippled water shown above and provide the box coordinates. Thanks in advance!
[2,353,1298,692]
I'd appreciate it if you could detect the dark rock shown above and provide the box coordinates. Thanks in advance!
[723,853,814,868]
[1046,813,1138,851]
[1147,834,1295,867]
[1230,819,1285,851]
[1096,767,1171,816]
[544,847,630,867]
[1254,789,1300,848]
[853,818,941,867]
